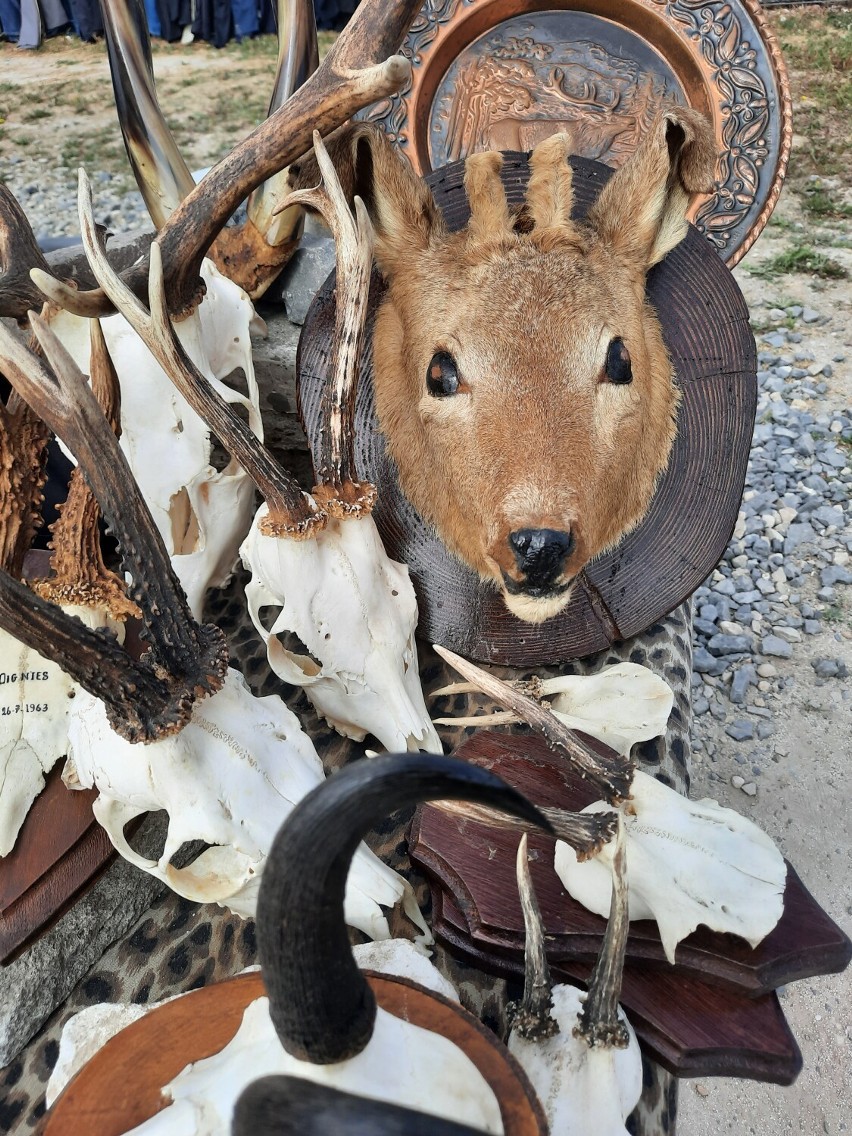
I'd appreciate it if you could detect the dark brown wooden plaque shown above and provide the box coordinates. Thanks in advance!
[42,971,547,1136]
[407,730,847,1082]
[435,890,803,1084]
[356,0,793,266]
[409,732,852,999]
[298,153,757,665]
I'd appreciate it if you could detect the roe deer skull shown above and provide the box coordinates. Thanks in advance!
[290,109,716,623]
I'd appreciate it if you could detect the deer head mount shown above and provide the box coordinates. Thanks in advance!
[292,107,715,625]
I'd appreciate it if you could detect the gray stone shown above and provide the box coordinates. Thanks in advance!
[707,633,752,655]
[693,647,727,675]
[0,815,169,1064]
[783,523,815,555]
[741,781,758,796]
[803,620,822,635]
[730,665,758,705]
[760,635,794,659]
[821,565,852,586]
[726,720,755,742]
[802,307,821,323]
[275,232,337,325]
[812,658,849,679]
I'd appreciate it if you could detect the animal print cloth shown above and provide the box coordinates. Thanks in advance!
[0,575,691,1136]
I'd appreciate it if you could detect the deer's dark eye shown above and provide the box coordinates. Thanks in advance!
[427,351,460,397]
[603,337,632,385]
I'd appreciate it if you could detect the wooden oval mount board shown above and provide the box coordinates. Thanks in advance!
[299,152,758,665]
[42,971,547,1136]
[409,731,852,1083]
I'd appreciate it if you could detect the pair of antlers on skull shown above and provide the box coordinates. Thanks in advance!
[287,108,716,624]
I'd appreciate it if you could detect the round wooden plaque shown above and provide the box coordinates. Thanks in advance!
[43,972,546,1135]
[297,153,757,667]
[356,0,792,266]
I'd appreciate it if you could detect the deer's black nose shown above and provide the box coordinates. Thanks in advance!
[508,528,575,592]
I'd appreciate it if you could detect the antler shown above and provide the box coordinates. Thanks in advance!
[0,315,228,741]
[101,0,196,228]
[433,645,634,804]
[70,168,322,538]
[101,0,318,298]
[281,131,376,516]
[32,0,419,320]
[0,181,55,320]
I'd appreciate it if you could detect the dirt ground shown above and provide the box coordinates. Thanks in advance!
[1,10,851,1136]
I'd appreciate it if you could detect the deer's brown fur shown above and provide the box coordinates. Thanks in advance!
[292,107,716,623]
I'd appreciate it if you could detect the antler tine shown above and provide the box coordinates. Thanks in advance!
[433,645,634,804]
[101,0,196,229]
[31,0,419,319]
[33,319,140,620]
[0,380,51,578]
[0,318,227,740]
[6,314,226,703]
[213,0,319,297]
[283,132,376,516]
[70,168,321,537]
[0,181,55,320]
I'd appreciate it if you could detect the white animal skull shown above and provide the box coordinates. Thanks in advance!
[243,505,441,754]
[555,770,787,963]
[65,666,426,939]
[46,260,262,619]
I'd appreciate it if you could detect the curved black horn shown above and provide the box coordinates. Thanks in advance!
[233,1075,491,1135]
[257,752,551,1065]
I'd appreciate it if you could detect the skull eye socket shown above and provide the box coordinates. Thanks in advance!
[427,351,460,398]
[602,337,633,385]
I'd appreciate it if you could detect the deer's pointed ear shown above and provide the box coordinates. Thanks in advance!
[288,124,445,275]
[585,106,716,269]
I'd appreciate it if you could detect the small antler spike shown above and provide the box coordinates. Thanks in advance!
[525,132,578,235]
[464,151,513,245]
[33,320,139,620]
[433,644,634,803]
[511,833,558,1040]
[573,817,631,1048]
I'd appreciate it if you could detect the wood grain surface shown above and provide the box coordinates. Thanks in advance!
[42,971,547,1135]
[436,889,802,1084]
[298,153,757,665]
[410,732,851,997]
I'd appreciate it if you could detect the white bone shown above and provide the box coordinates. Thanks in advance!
[46,942,447,1110]
[65,667,427,939]
[0,607,122,857]
[120,994,503,1136]
[508,984,642,1136]
[242,505,442,754]
[554,770,787,964]
[45,260,261,619]
[541,663,674,756]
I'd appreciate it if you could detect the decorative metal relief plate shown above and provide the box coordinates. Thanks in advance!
[357,0,792,265]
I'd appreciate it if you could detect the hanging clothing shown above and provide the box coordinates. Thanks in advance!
[65,0,101,40]
[154,0,191,42]
[192,0,231,48]
[16,0,41,47]
[229,0,274,39]
[144,0,160,37]
[313,0,358,31]
[0,0,21,40]
[39,0,70,32]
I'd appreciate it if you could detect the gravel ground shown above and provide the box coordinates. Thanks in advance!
[3,104,852,1136]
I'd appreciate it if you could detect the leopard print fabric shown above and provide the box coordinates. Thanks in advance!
[1,571,691,1136]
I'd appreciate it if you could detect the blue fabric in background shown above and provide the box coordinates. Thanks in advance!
[144,0,160,37]
[65,0,101,41]
[0,0,21,39]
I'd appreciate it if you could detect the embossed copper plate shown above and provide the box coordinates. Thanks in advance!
[357,0,792,266]
[298,152,757,666]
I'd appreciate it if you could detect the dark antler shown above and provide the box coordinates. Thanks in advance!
[31,0,420,319]
[0,181,54,320]
[71,170,322,538]
[0,315,227,741]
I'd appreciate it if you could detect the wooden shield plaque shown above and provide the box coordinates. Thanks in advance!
[298,153,757,666]
[356,0,792,266]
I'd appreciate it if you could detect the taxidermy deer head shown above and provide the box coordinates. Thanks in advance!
[290,107,716,623]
